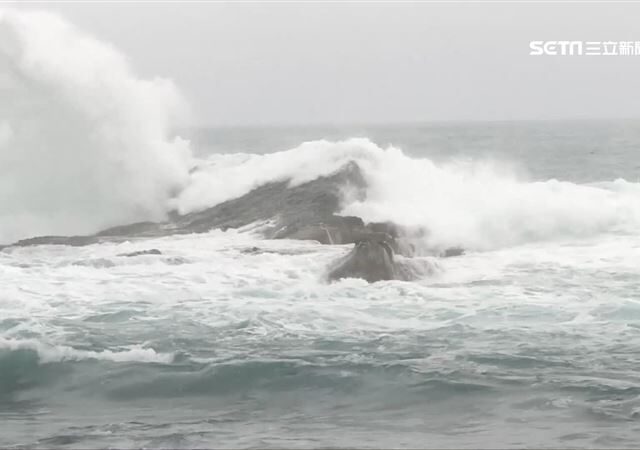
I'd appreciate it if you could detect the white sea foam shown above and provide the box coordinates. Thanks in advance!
[0,337,174,364]
[177,138,640,251]
[0,8,192,244]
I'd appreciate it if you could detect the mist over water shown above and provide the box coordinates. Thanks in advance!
[0,9,192,244]
[2,7,640,450]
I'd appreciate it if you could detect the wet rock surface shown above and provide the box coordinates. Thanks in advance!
[3,162,462,282]
[327,240,398,283]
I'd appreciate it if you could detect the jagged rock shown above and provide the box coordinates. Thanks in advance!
[4,161,464,283]
[7,162,369,246]
[276,220,393,247]
[326,239,440,283]
[327,240,397,283]
[176,161,367,236]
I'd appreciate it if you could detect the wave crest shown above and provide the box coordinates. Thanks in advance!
[0,338,174,364]
[177,138,640,251]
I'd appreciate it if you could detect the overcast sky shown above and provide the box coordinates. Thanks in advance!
[15,2,640,125]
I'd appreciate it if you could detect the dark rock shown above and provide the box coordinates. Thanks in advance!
[241,246,262,255]
[442,247,465,257]
[4,161,464,283]
[276,221,392,247]
[13,235,100,247]
[328,240,397,283]
[117,249,162,257]
[176,161,367,237]
[6,162,368,247]
[367,221,402,238]
[165,256,189,265]
[327,239,439,283]
[97,222,166,238]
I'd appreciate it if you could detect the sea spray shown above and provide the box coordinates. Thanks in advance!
[2,9,639,252]
[176,138,640,251]
[0,9,193,244]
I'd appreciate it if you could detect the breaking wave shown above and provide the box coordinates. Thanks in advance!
[177,138,640,251]
[0,8,192,244]
[2,8,640,252]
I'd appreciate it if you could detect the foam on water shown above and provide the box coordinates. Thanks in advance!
[0,338,174,364]
[2,225,640,447]
[3,8,640,447]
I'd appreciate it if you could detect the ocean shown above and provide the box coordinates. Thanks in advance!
[2,120,640,448]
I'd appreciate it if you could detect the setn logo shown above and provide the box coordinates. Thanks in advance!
[530,41,583,56]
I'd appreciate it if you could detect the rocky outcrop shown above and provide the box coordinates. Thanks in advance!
[327,240,398,283]
[3,162,463,283]
[326,239,441,283]
[175,161,367,236]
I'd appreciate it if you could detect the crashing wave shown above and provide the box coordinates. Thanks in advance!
[2,9,640,256]
[0,8,192,244]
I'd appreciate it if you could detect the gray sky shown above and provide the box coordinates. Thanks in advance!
[15,2,640,125]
